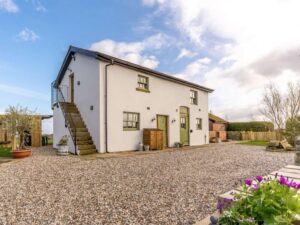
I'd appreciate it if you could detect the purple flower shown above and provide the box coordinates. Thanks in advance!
[278,176,288,185]
[245,179,252,186]
[289,181,298,188]
[256,176,263,182]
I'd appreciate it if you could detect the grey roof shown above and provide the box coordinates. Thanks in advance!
[53,46,214,93]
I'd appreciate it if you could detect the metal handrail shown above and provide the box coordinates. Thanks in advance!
[58,87,77,155]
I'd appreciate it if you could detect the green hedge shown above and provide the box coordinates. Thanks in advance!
[227,122,274,132]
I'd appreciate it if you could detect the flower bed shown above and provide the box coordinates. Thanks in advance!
[217,175,300,225]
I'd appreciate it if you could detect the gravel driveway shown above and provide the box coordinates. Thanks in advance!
[0,143,294,225]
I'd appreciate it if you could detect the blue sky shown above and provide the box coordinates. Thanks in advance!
[1,0,300,133]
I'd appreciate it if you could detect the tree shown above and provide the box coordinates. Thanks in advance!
[285,117,300,145]
[3,105,34,149]
[261,83,285,130]
[261,81,300,144]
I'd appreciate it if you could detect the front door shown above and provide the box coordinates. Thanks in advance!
[180,106,190,145]
[69,74,74,103]
[157,115,168,147]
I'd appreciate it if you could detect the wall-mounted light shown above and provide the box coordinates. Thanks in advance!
[151,117,156,122]
[171,119,176,123]
[77,81,81,86]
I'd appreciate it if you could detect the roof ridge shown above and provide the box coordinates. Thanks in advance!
[54,45,214,93]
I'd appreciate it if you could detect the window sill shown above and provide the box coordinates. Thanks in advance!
[136,88,150,93]
[123,128,140,131]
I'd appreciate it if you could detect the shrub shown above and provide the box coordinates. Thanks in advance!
[284,118,300,145]
[219,175,300,225]
[227,122,274,132]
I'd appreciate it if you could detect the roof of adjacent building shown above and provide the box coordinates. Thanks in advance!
[53,46,214,93]
[209,113,228,123]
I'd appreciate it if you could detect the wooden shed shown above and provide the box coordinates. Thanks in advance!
[0,115,52,148]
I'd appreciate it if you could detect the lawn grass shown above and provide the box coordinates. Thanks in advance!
[47,136,53,145]
[239,140,269,146]
[0,147,12,157]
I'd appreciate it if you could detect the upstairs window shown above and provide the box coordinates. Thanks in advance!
[190,90,198,105]
[196,118,202,130]
[123,112,140,131]
[137,75,149,92]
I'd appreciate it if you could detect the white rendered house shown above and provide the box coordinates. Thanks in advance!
[51,46,213,155]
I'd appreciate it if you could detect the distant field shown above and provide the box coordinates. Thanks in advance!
[238,140,269,146]
[0,147,12,157]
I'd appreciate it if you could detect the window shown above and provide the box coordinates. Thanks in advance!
[180,117,186,128]
[123,112,140,130]
[196,118,202,130]
[137,75,149,92]
[190,90,198,105]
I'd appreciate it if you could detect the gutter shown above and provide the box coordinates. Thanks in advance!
[104,59,114,153]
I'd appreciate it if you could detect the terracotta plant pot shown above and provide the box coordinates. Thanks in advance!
[12,149,32,159]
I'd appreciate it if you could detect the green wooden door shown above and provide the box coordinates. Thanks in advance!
[157,115,168,147]
[180,106,189,145]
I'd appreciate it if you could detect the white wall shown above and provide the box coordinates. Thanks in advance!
[70,54,101,152]
[53,105,76,154]
[54,52,210,154]
[100,61,209,152]
[53,53,101,152]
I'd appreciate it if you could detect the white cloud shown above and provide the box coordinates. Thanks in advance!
[90,33,170,69]
[176,48,197,61]
[26,0,46,12]
[0,0,18,12]
[0,83,49,101]
[175,57,211,80]
[16,28,39,42]
[143,0,300,121]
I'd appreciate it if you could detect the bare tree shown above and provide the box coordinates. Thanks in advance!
[261,81,300,130]
[261,83,285,130]
[285,82,300,120]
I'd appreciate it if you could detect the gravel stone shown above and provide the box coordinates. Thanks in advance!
[0,143,294,225]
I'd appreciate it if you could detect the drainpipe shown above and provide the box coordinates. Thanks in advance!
[104,59,114,153]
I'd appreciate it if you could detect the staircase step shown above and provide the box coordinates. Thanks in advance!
[75,136,91,141]
[65,112,81,117]
[77,144,96,150]
[76,140,93,145]
[66,118,85,126]
[67,121,86,128]
[70,128,88,132]
[79,149,97,155]
[65,109,79,114]
[72,131,91,137]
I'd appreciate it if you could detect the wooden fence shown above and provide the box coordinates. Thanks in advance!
[227,131,282,141]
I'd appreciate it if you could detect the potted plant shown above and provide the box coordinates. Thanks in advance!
[3,105,34,159]
[57,135,69,155]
